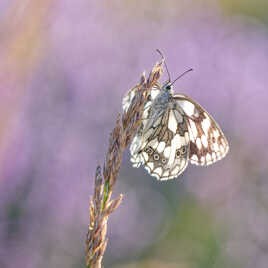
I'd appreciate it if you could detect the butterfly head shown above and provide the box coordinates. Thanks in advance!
[162,81,174,94]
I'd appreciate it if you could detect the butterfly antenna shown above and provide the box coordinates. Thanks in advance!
[156,49,171,82]
[171,68,193,85]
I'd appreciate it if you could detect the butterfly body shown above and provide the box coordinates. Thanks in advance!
[142,83,172,132]
[123,72,229,181]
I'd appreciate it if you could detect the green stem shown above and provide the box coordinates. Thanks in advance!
[102,181,110,211]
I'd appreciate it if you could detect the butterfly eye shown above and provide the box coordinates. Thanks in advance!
[166,85,171,90]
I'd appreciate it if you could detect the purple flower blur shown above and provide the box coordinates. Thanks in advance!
[0,1,268,268]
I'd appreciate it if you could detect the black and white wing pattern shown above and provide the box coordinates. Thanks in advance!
[130,96,191,180]
[123,81,229,180]
[174,94,229,166]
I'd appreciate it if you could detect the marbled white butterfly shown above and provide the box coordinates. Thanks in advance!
[123,50,229,180]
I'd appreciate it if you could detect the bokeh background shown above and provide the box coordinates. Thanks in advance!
[1,1,268,267]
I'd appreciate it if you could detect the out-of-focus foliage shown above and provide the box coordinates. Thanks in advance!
[0,1,268,268]
[220,0,268,24]
[113,195,237,268]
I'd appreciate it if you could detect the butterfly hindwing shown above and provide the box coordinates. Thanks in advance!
[174,94,229,166]
[130,103,190,180]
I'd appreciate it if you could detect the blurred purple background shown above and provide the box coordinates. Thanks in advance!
[0,1,268,267]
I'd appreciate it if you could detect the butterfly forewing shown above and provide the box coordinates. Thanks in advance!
[122,83,162,113]
[174,94,229,166]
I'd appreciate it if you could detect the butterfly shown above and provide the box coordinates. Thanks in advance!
[122,51,229,180]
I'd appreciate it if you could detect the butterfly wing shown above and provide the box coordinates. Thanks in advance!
[174,94,229,166]
[122,83,162,113]
[130,103,190,180]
